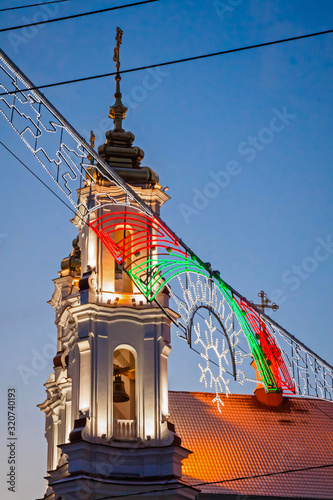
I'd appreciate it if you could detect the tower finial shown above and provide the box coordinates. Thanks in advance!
[113,26,123,75]
[109,27,128,132]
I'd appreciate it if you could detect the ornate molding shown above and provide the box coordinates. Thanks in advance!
[48,282,62,311]
[57,306,74,328]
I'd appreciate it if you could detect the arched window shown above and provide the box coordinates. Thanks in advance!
[113,346,136,439]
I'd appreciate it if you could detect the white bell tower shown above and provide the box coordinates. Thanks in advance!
[38,28,197,500]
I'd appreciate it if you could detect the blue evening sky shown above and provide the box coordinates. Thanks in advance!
[0,1,332,497]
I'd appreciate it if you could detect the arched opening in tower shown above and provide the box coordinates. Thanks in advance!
[113,347,136,439]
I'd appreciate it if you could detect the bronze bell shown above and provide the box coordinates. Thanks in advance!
[113,374,130,403]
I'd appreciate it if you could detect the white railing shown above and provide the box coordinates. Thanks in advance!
[114,419,136,439]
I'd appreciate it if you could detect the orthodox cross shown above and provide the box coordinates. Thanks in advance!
[252,290,279,314]
[109,27,127,131]
[113,27,123,74]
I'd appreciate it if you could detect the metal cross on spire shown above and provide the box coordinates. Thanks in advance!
[252,290,279,314]
[113,26,123,74]
[109,27,128,132]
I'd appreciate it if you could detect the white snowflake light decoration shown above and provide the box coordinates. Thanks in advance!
[194,314,231,411]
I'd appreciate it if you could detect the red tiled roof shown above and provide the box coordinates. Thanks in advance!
[168,391,333,498]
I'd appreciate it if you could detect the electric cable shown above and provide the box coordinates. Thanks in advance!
[1,28,332,96]
[0,0,159,32]
[95,462,333,499]
[0,0,70,13]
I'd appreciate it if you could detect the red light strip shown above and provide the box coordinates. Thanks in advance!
[236,298,296,393]
[89,211,180,264]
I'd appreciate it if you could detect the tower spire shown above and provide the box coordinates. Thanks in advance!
[109,27,128,132]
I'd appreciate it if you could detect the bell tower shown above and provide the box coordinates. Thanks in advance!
[38,29,197,500]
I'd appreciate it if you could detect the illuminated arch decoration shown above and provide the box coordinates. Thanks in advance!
[89,208,293,401]
[167,269,332,405]
[68,204,333,405]
[1,47,332,410]
[163,271,290,402]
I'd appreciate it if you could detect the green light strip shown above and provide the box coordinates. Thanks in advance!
[213,280,278,391]
[128,254,209,300]
[128,253,278,392]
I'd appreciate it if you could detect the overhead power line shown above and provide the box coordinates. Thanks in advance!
[1,28,332,96]
[96,462,333,499]
[0,0,159,32]
[0,0,70,13]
